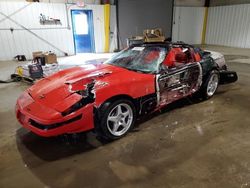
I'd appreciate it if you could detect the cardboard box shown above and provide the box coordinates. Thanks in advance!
[143,28,165,42]
[32,51,43,59]
[44,53,57,64]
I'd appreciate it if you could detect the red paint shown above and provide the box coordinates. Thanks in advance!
[16,47,203,137]
[194,52,201,62]
[163,48,183,67]
[163,47,201,68]
[16,63,155,137]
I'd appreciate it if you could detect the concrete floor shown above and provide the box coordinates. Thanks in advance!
[0,53,113,81]
[0,45,250,188]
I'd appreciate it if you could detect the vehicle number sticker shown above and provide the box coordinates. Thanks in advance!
[132,47,145,51]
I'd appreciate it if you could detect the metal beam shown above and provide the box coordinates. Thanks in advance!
[170,0,174,40]
[114,0,120,50]
[205,0,210,7]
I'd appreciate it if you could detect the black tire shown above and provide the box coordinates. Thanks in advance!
[96,99,136,141]
[201,70,220,99]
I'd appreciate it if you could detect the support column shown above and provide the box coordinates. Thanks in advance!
[201,0,210,44]
[104,4,110,52]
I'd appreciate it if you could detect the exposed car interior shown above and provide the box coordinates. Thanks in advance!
[162,47,201,69]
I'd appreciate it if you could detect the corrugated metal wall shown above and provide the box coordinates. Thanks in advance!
[110,5,118,52]
[206,4,250,48]
[172,7,205,44]
[0,0,102,4]
[0,2,113,61]
[0,2,74,60]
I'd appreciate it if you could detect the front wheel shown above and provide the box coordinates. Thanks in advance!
[96,99,136,141]
[201,70,220,99]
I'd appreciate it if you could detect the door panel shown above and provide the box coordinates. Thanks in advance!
[71,10,95,53]
[158,63,201,106]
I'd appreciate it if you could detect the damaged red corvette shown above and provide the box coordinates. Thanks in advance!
[16,42,238,140]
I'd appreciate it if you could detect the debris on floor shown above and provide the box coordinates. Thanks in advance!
[0,53,114,84]
[0,63,60,84]
[14,55,26,61]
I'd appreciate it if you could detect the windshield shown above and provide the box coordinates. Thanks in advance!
[105,46,167,73]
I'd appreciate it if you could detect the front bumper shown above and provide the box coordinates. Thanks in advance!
[219,71,238,85]
[16,102,95,137]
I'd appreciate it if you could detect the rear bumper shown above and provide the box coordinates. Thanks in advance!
[219,71,238,85]
[16,103,95,137]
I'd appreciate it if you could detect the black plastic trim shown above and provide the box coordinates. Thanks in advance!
[29,114,82,130]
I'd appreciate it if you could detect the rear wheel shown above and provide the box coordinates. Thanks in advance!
[201,70,220,99]
[96,99,136,141]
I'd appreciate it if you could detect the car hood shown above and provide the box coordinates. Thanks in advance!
[27,63,124,111]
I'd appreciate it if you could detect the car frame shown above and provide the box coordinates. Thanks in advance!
[16,42,238,140]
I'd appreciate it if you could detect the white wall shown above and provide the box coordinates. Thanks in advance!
[0,2,114,61]
[206,4,250,48]
[172,6,205,44]
[0,2,74,60]
[0,0,101,4]
[110,5,117,52]
[67,4,106,53]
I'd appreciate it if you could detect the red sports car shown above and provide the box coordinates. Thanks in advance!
[16,42,237,140]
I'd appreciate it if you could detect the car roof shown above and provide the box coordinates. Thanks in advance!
[130,41,196,49]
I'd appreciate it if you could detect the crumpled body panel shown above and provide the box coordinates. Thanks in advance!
[16,63,155,137]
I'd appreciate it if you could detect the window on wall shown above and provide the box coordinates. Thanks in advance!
[74,13,89,35]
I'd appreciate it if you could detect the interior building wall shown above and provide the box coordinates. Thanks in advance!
[0,1,115,61]
[67,3,106,53]
[210,0,250,6]
[110,5,118,52]
[0,2,74,60]
[172,3,250,49]
[172,6,205,44]
[206,4,250,48]
[175,0,205,7]
[175,0,250,7]
[0,0,102,4]
[117,0,173,49]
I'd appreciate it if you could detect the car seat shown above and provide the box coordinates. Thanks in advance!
[163,48,187,68]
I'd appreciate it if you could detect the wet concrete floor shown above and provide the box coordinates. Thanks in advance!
[1,46,250,188]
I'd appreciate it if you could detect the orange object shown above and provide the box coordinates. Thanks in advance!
[163,47,182,67]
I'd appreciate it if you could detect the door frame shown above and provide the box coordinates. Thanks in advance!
[157,62,202,106]
[71,9,95,53]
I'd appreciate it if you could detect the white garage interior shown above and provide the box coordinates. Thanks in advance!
[0,1,117,60]
[173,1,250,48]
[1,0,250,187]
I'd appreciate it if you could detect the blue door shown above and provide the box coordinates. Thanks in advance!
[71,10,95,53]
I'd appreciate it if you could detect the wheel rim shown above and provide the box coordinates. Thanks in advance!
[207,73,219,97]
[107,103,133,137]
